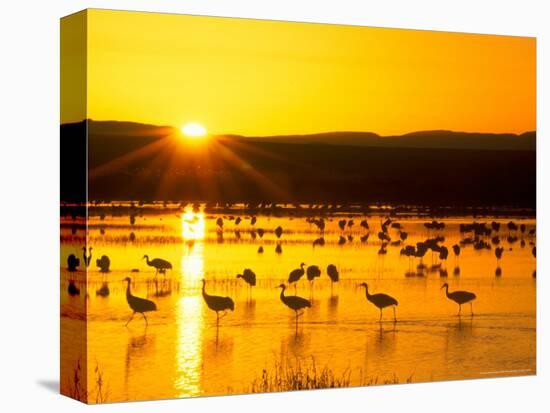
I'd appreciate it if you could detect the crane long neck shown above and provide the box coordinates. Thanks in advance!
[280,286,286,301]
[364,286,371,300]
[145,256,151,265]
[126,280,132,297]
[444,284,450,298]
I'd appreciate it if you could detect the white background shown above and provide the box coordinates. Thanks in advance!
[0,0,548,411]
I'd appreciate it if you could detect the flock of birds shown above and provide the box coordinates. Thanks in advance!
[65,214,535,332]
[124,261,477,329]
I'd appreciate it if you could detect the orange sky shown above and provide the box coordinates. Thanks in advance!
[63,9,536,135]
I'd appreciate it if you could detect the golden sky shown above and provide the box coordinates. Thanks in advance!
[64,9,536,135]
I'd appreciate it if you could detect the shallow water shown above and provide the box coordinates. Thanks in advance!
[60,205,536,402]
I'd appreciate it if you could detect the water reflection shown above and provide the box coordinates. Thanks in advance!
[125,330,155,394]
[176,210,205,397]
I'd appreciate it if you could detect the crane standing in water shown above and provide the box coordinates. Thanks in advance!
[237,268,256,300]
[277,284,311,334]
[82,246,92,268]
[201,279,235,326]
[143,255,172,278]
[326,264,339,293]
[288,262,306,291]
[124,277,157,326]
[358,283,398,322]
[441,283,476,316]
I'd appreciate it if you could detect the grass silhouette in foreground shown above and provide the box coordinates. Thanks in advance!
[249,356,413,393]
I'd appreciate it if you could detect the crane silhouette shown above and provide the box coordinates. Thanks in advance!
[82,246,92,268]
[441,283,476,316]
[327,264,339,291]
[143,255,172,277]
[358,283,398,322]
[237,268,256,300]
[201,279,235,326]
[277,284,311,333]
[96,255,111,273]
[306,265,321,289]
[288,262,306,290]
[237,268,256,287]
[124,277,157,326]
[67,254,80,272]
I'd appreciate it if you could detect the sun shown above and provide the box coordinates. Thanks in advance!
[181,122,207,138]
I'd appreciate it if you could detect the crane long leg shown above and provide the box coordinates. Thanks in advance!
[125,312,135,327]
[470,302,474,316]
[393,306,397,322]
[458,304,462,316]
[379,308,383,322]
[142,312,148,326]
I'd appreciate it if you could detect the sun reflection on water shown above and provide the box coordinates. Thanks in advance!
[181,208,205,240]
[175,210,206,397]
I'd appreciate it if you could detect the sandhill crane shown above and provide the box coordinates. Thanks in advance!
[124,277,157,326]
[494,246,504,276]
[327,264,339,284]
[257,228,265,238]
[360,219,369,230]
[358,283,398,322]
[452,244,460,263]
[274,226,283,238]
[327,264,339,293]
[235,217,242,225]
[67,254,80,272]
[306,265,321,291]
[277,284,311,332]
[237,268,256,296]
[96,255,111,273]
[216,217,223,229]
[338,236,346,245]
[82,247,92,268]
[313,237,325,247]
[143,255,172,277]
[201,279,235,326]
[257,246,264,254]
[312,218,325,232]
[288,262,306,288]
[441,283,476,316]
[251,216,257,225]
[338,219,346,231]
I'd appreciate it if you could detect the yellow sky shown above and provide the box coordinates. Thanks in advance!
[65,9,535,135]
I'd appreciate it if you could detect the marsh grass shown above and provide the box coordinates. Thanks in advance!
[63,359,109,403]
[249,355,413,393]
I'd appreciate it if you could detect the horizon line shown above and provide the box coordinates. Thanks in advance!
[61,118,537,138]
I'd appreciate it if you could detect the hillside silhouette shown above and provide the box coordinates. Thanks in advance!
[61,120,536,207]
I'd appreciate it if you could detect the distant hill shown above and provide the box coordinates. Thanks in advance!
[86,120,176,136]
[224,130,536,151]
[68,120,536,151]
[60,120,536,206]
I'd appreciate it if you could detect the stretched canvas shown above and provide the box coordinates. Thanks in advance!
[60,9,536,404]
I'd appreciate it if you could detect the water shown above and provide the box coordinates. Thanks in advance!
[60,204,536,402]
